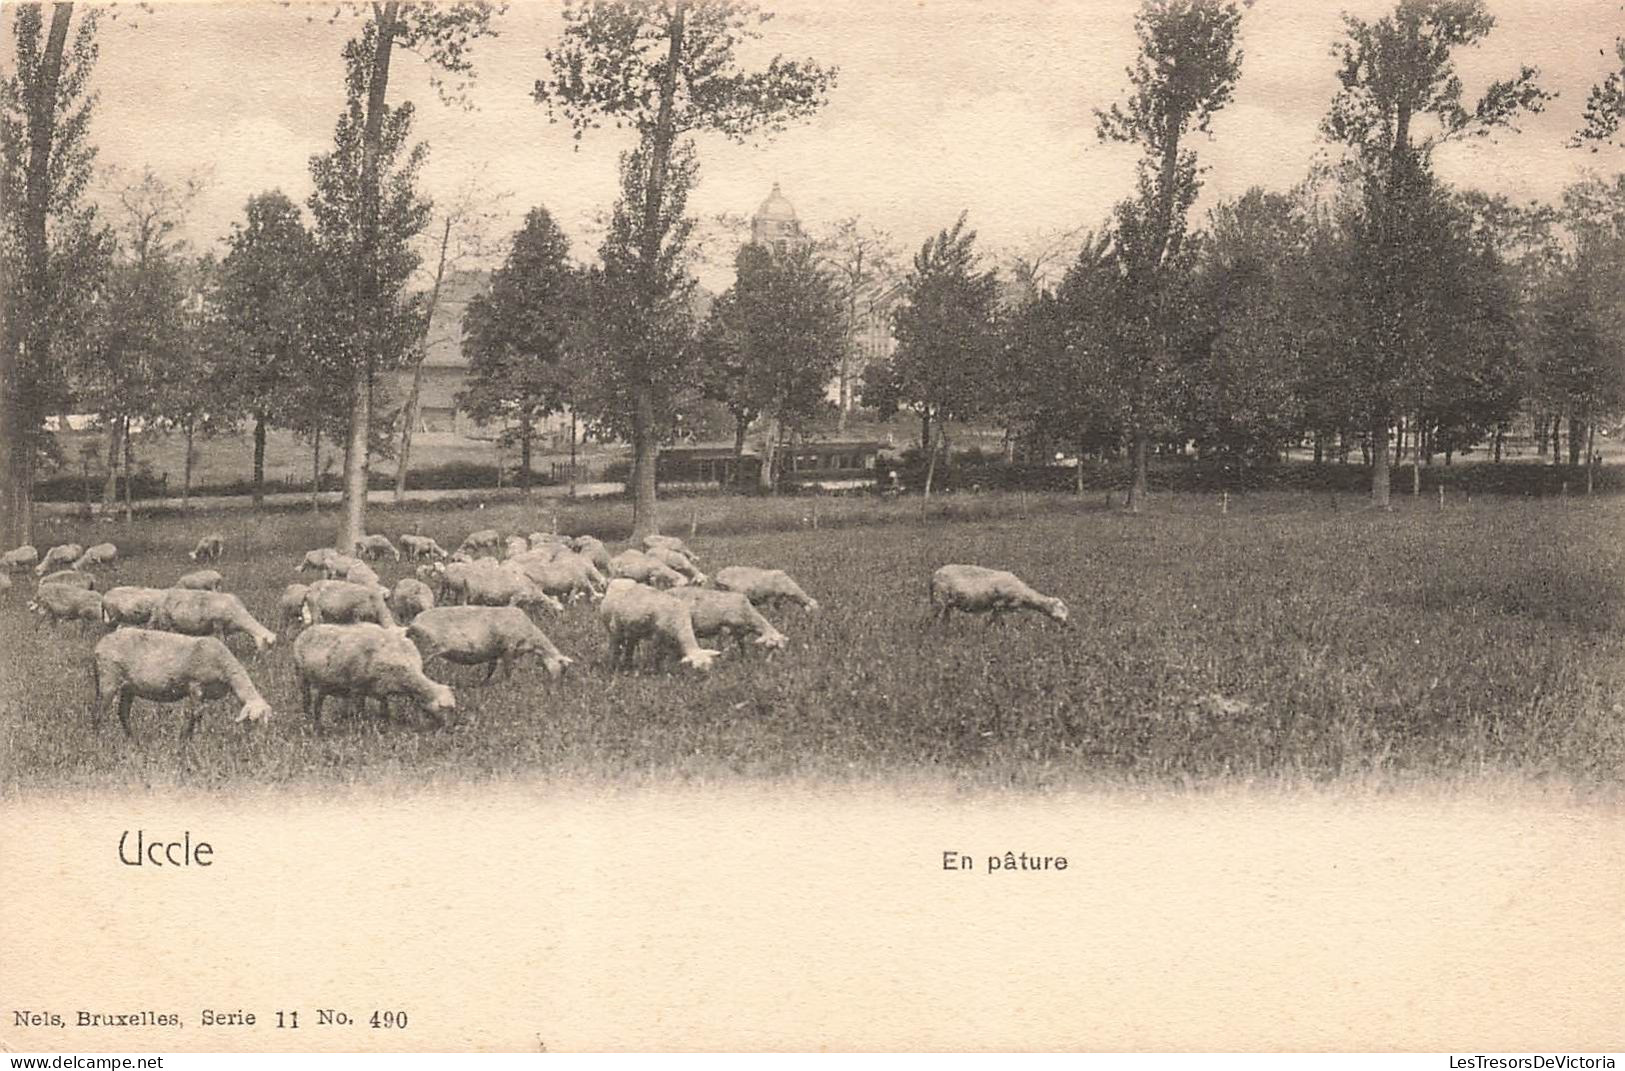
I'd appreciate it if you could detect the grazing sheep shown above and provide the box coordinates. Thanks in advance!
[101,586,169,628]
[293,623,456,729]
[456,528,503,557]
[177,569,225,592]
[642,534,700,563]
[276,583,310,631]
[149,589,277,653]
[599,578,719,672]
[298,547,344,574]
[92,628,272,739]
[505,552,605,604]
[928,564,1069,626]
[570,535,611,573]
[301,579,397,628]
[188,533,225,561]
[2,544,40,571]
[0,571,11,594]
[713,566,819,612]
[35,543,83,575]
[503,535,530,559]
[609,549,688,589]
[386,577,435,625]
[29,583,103,628]
[71,542,118,570]
[514,540,568,565]
[39,568,95,591]
[356,533,401,561]
[399,534,448,561]
[344,560,383,588]
[645,544,707,585]
[322,553,365,580]
[408,605,574,683]
[479,564,566,613]
[666,587,787,652]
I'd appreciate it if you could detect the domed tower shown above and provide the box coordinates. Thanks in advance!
[750,182,804,253]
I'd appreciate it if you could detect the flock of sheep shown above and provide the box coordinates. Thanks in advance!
[2,523,1069,741]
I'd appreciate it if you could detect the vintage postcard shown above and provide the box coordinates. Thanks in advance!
[2,0,1623,1055]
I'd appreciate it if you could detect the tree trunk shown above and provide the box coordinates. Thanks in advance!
[396,215,451,504]
[121,414,133,524]
[1586,422,1596,495]
[627,1,688,542]
[1567,415,1584,468]
[1493,426,1503,463]
[182,420,194,512]
[519,414,533,496]
[100,419,120,515]
[311,429,322,515]
[568,410,578,499]
[252,414,267,507]
[920,410,930,452]
[1411,415,1421,497]
[1313,431,1323,466]
[1370,424,1391,509]
[337,1,399,554]
[757,416,776,493]
[1127,427,1148,513]
[1076,435,1087,496]
[732,413,749,491]
[922,412,944,501]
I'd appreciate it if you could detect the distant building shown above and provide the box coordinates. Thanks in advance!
[751,183,807,253]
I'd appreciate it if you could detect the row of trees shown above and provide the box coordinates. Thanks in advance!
[4,0,1625,550]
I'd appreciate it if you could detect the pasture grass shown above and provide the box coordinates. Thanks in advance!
[3,491,1622,797]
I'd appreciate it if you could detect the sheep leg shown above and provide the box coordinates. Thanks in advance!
[310,689,327,732]
[116,689,136,739]
[483,660,499,684]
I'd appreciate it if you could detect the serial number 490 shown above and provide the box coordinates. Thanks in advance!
[265,1009,410,1030]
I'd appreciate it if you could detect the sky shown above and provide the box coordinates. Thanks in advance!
[13,0,1625,290]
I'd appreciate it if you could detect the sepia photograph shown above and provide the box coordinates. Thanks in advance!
[1,0,1623,1055]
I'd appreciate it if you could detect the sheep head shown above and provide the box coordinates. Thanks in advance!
[754,628,788,652]
[252,629,278,654]
[1045,597,1070,625]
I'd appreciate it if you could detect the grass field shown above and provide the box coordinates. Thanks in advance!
[2,491,1622,796]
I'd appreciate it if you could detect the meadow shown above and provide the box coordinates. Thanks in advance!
[2,490,1622,796]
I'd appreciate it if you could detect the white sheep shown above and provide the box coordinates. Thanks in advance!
[398,534,448,561]
[456,528,503,557]
[189,533,225,561]
[0,571,11,594]
[645,545,707,585]
[386,577,436,625]
[505,552,604,604]
[713,566,819,612]
[609,549,688,589]
[276,583,310,631]
[321,553,366,580]
[2,544,40,571]
[101,586,169,628]
[92,628,272,739]
[39,568,95,591]
[301,579,397,628]
[666,587,787,652]
[599,578,719,672]
[72,542,118,570]
[298,547,344,574]
[570,535,612,573]
[177,568,225,592]
[293,623,456,729]
[29,583,103,629]
[149,589,277,653]
[344,560,383,588]
[642,534,700,563]
[928,564,1069,626]
[35,543,83,575]
[356,533,401,561]
[407,605,574,683]
[503,535,530,559]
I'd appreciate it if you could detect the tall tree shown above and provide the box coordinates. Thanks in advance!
[1095,0,1246,511]
[320,2,500,553]
[1321,0,1549,506]
[861,214,1000,498]
[699,241,844,490]
[533,0,837,538]
[215,190,322,506]
[816,216,898,433]
[459,206,580,496]
[0,2,101,546]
